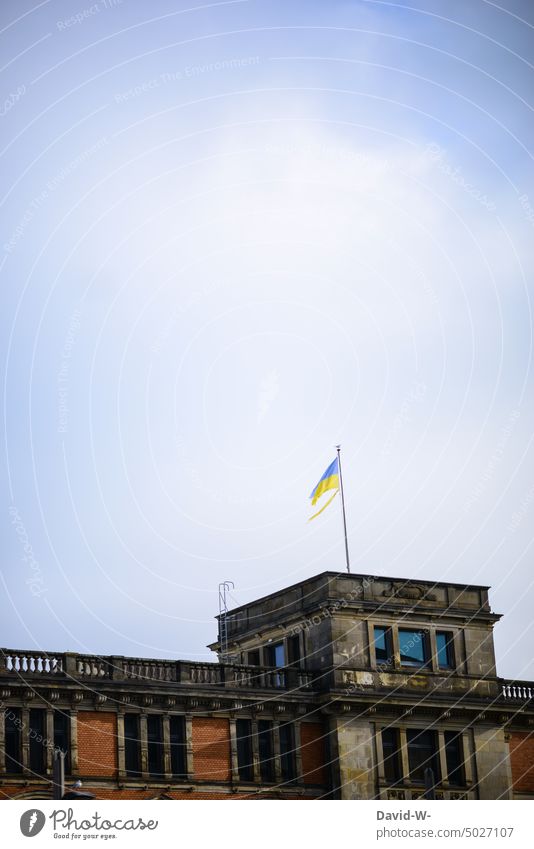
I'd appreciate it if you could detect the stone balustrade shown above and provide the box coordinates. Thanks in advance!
[501,680,534,701]
[0,649,312,691]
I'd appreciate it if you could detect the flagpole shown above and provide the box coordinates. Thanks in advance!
[336,445,351,574]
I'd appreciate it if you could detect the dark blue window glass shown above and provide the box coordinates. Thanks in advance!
[436,632,454,668]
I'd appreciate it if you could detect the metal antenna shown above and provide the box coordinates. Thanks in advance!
[218,581,235,662]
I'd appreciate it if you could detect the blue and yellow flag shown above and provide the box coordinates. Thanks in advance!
[309,457,339,520]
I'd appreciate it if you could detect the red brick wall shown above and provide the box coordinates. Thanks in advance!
[77,711,118,777]
[300,722,327,785]
[192,717,231,781]
[509,732,534,793]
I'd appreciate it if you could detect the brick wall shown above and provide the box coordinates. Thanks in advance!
[192,717,231,781]
[77,711,118,777]
[300,722,327,786]
[509,731,534,793]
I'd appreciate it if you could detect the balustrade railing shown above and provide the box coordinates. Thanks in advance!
[0,649,313,691]
[501,680,534,701]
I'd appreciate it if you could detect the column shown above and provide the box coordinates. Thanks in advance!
[46,710,54,774]
[185,714,194,780]
[273,721,282,785]
[399,728,410,785]
[229,718,239,782]
[116,713,126,778]
[429,629,438,673]
[139,714,148,779]
[162,715,171,780]
[392,627,401,669]
[251,719,260,783]
[21,707,30,774]
[69,711,79,775]
[437,730,448,787]
[462,731,473,786]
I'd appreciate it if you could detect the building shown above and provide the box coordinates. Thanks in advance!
[0,571,533,800]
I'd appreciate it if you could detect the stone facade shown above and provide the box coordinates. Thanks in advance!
[0,571,533,800]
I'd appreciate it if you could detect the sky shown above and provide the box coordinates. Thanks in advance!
[1,0,533,679]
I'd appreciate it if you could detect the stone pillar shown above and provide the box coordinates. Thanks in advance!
[229,718,239,782]
[68,710,78,775]
[399,728,410,784]
[46,710,54,774]
[273,721,282,785]
[21,707,30,774]
[331,716,375,799]
[437,730,448,787]
[251,719,260,783]
[429,629,438,672]
[116,713,126,778]
[473,726,512,800]
[185,714,194,779]
[462,731,474,786]
[139,714,148,779]
[162,715,171,780]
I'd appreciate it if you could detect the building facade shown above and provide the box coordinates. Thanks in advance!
[0,571,533,800]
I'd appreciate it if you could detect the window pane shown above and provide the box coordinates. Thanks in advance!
[279,723,296,782]
[437,632,454,668]
[381,729,401,783]
[258,720,275,782]
[445,731,464,786]
[53,711,70,774]
[124,714,140,777]
[147,715,163,777]
[287,635,301,667]
[374,626,392,664]
[407,729,440,783]
[5,708,22,773]
[170,716,186,777]
[236,719,254,782]
[274,643,285,667]
[29,709,46,775]
[399,630,427,666]
[247,650,260,666]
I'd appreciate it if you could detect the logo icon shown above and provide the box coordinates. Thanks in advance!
[20,809,46,837]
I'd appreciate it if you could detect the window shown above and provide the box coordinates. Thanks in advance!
[247,649,260,666]
[236,719,254,781]
[436,632,455,669]
[266,643,285,667]
[374,626,393,666]
[29,709,46,775]
[258,720,275,782]
[54,711,70,774]
[147,715,164,777]
[444,731,465,786]
[287,635,301,667]
[279,723,296,782]
[381,728,401,784]
[399,630,429,667]
[4,708,22,773]
[170,716,187,777]
[407,729,440,784]
[124,713,141,777]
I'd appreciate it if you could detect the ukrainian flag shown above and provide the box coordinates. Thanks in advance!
[309,457,339,520]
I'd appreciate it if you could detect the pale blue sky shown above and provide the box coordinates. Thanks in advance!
[1,0,533,679]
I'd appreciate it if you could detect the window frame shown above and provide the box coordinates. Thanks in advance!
[436,631,455,670]
[373,625,394,667]
[398,628,430,668]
